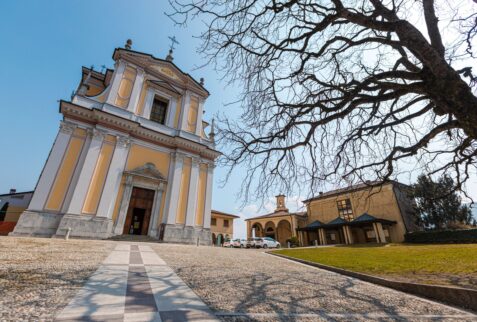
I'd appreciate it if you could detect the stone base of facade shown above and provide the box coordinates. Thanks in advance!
[160,224,212,245]
[9,211,64,237]
[53,214,113,239]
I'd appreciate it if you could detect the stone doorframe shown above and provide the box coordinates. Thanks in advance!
[113,163,167,238]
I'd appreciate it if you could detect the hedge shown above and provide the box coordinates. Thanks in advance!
[405,229,477,244]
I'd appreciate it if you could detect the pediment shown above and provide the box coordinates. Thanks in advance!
[125,162,167,182]
[148,79,181,96]
[149,65,181,81]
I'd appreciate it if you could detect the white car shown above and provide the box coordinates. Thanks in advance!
[260,237,281,249]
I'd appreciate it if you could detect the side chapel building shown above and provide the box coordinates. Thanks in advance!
[11,43,220,244]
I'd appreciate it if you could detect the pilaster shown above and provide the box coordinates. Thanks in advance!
[96,136,130,218]
[195,99,204,136]
[66,128,105,215]
[163,152,185,225]
[148,183,165,238]
[202,162,215,229]
[185,158,200,227]
[106,60,126,105]
[374,222,386,243]
[179,90,191,131]
[113,175,134,235]
[126,67,145,113]
[29,121,75,211]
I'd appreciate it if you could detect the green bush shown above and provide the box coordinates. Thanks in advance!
[286,236,300,247]
[405,229,477,244]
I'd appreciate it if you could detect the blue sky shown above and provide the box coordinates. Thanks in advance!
[0,1,475,237]
[0,0,295,238]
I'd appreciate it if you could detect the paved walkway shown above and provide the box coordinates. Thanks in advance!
[56,243,218,322]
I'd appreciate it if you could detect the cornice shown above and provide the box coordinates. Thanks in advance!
[60,100,220,161]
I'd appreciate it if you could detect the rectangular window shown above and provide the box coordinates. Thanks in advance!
[211,218,217,226]
[337,199,354,221]
[150,96,168,125]
[223,219,229,227]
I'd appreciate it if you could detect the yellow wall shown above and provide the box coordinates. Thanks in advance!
[45,128,86,211]
[176,157,191,224]
[115,66,136,108]
[110,144,171,222]
[210,213,234,236]
[82,135,116,214]
[307,184,408,242]
[4,206,27,222]
[135,81,149,116]
[195,163,207,226]
[187,96,198,133]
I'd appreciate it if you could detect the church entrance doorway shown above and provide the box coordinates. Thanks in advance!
[123,187,155,236]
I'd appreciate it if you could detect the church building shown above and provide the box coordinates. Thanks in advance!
[11,41,220,244]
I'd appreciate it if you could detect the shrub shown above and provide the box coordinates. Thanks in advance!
[405,229,477,244]
[286,236,300,247]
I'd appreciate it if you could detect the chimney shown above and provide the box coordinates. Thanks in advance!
[9,188,16,194]
[275,194,288,212]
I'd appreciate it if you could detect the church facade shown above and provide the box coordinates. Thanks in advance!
[11,44,220,244]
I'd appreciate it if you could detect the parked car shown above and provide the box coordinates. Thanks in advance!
[246,237,263,248]
[223,239,233,247]
[240,239,248,248]
[261,237,281,249]
[231,239,242,248]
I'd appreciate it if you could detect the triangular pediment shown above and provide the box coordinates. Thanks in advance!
[148,79,181,96]
[125,163,167,182]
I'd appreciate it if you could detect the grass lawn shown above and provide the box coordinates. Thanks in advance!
[273,244,477,290]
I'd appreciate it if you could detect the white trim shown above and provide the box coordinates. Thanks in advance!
[202,163,214,229]
[163,153,184,225]
[28,122,75,211]
[127,68,145,113]
[106,60,126,105]
[148,185,165,237]
[128,138,172,154]
[179,90,191,131]
[185,159,200,227]
[66,129,105,215]
[96,137,130,218]
[195,98,204,136]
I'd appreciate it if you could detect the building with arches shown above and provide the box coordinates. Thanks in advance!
[210,210,239,246]
[10,43,220,244]
[245,195,307,246]
[246,182,417,246]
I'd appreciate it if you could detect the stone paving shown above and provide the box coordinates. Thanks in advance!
[56,243,218,322]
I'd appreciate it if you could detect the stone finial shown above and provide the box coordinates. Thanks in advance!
[166,49,174,62]
[125,39,132,50]
[209,118,216,142]
[200,77,205,86]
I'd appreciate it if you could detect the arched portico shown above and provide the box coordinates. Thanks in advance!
[251,222,264,237]
[277,219,292,245]
[264,221,276,239]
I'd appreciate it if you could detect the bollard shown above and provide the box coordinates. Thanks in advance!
[65,227,71,240]
[314,240,318,247]
[287,241,291,248]
[196,237,200,246]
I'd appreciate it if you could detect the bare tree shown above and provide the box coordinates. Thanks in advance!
[169,0,477,202]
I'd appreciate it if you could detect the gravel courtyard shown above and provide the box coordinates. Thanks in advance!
[152,244,476,321]
[0,237,115,321]
[0,238,475,321]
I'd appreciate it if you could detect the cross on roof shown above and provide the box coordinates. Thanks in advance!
[168,36,179,51]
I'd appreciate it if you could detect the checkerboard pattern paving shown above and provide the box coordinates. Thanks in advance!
[56,244,218,322]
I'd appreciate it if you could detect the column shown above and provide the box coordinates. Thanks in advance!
[126,68,145,113]
[106,61,126,105]
[148,183,165,237]
[194,99,204,136]
[345,225,354,244]
[164,152,185,225]
[28,121,75,211]
[374,222,386,243]
[342,226,350,244]
[166,97,177,128]
[66,129,104,215]
[202,162,214,229]
[185,158,200,227]
[179,90,191,131]
[113,175,134,235]
[96,136,130,218]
